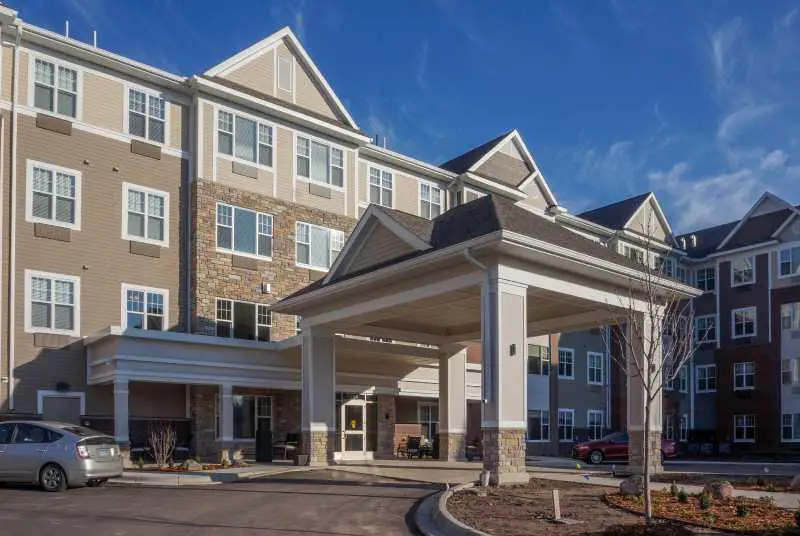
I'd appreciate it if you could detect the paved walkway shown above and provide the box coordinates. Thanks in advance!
[112,461,308,486]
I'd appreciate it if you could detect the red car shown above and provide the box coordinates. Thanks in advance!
[573,432,677,465]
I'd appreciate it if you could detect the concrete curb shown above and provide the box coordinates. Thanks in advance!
[415,482,492,536]
[110,466,312,487]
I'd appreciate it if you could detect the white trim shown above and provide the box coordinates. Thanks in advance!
[778,244,800,279]
[27,50,83,122]
[418,178,444,220]
[732,414,756,444]
[24,159,82,230]
[37,389,85,415]
[587,409,604,440]
[695,364,717,394]
[214,201,274,261]
[365,163,395,209]
[694,314,717,344]
[24,269,81,337]
[360,144,456,182]
[463,172,527,201]
[196,97,205,179]
[731,306,757,339]
[706,240,780,259]
[214,105,277,172]
[557,347,575,379]
[122,82,171,148]
[121,182,170,247]
[120,283,169,331]
[773,212,798,238]
[277,53,294,94]
[730,255,756,287]
[292,131,347,191]
[557,408,575,443]
[586,351,604,385]
[621,193,674,237]
[733,361,755,391]
[717,192,795,251]
[295,221,345,272]
[526,408,550,442]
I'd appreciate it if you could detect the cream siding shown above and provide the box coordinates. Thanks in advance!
[17,50,28,104]
[347,224,417,274]
[2,45,12,101]
[275,125,294,201]
[214,158,276,196]
[275,44,294,104]
[222,49,275,97]
[82,72,124,132]
[294,181,346,213]
[475,151,531,187]
[294,54,339,121]
[169,102,189,152]
[627,199,668,241]
[517,180,550,212]
[201,101,214,181]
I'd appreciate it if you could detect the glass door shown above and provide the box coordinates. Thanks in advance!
[341,401,365,456]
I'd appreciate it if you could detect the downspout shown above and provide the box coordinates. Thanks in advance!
[7,23,21,410]
[463,248,491,404]
[184,92,197,334]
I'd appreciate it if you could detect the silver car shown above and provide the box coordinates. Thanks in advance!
[0,421,123,491]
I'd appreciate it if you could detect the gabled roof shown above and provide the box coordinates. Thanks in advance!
[715,192,796,251]
[677,221,738,259]
[578,193,652,230]
[204,27,358,130]
[439,131,512,174]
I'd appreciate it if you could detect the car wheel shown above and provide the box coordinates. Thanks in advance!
[589,450,604,465]
[40,463,67,492]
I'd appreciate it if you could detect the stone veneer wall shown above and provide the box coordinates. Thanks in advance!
[377,395,396,458]
[629,430,663,474]
[192,179,357,341]
[191,385,218,462]
[302,430,336,466]
[439,431,467,461]
[483,428,527,485]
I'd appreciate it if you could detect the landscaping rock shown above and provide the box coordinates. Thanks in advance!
[181,459,203,471]
[619,475,645,496]
[703,481,734,500]
[790,475,800,491]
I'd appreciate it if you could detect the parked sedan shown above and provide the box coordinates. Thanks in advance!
[0,421,123,491]
[573,432,677,465]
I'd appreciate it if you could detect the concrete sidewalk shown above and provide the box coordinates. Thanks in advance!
[111,462,310,487]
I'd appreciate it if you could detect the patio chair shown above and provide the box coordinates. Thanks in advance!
[405,436,422,459]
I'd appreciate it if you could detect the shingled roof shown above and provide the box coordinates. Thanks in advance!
[577,193,652,230]
[439,131,512,174]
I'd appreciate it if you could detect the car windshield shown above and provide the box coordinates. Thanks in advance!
[603,433,629,443]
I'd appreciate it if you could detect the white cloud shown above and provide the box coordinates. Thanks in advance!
[710,18,744,95]
[716,103,777,142]
[760,149,789,170]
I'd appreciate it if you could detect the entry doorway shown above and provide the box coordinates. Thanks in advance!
[335,392,377,461]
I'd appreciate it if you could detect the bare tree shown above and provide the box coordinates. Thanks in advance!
[147,421,177,468]
[602,211,709,523]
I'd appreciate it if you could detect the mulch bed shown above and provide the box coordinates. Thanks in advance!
[606,490,796,534]
[652,474,799,494]
[447,479,694,536]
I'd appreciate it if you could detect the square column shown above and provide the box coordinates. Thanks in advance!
[113,379,130,465]
[219,384,234,463]
[376,395,396,459]
[439,347,468,461]
[300,327,336,466]
[626,311,664,474]
[481,276,529,485]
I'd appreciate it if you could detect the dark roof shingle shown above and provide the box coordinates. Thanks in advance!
[439,131,512,174]
[577,193,651,230]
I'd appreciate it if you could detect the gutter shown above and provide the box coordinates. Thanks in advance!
[462,248,491,404]
[7,22,21,410]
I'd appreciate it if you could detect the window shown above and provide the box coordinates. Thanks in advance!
[780,247,800,278]
[0,423,12,444]
[734,362,755,390]
[418,402,438,442]
[696,364,716,393]
[296,136,344,187]
[664,414,675,440]
[217,110,273,167]
[557,409,574,442]
[782,359,800,385]
[696,267,715,292]
[731,256,755,286]
[678,366,688,393]
[732,307,757,338]
[33,57,78,117]
[295,315,302,335]
[620,243,645,264]
[733,414,755,443]
[420,182,442,220]
[694,315,716,344]
[528,344,550,376]
[296,222,345,271]
[676,266,690,284]
[527,409,550,441]
[128,88,165,143]
[216,395,272,440]
[13,424,62,444]
[123,183,168,246]
[122,284,166,330]
[558,348,574,379]
[587,410,604,440]
[587,352,604,385]
[654,255,675,277]
[679,414,689,442]
[368,167,393,208]
[25,270,79,336]
[277,55,293,92]
[215,299,271,342]
[782,303,800,330]
[26,161,80,229]
[782,414,800,441]
[216,203,273,258]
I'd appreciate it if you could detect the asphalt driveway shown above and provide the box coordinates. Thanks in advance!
[0,470,435,536]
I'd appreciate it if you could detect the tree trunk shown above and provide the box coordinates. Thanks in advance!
[643,399,653,523]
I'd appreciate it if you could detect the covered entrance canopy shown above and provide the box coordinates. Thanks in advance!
[272,195,700,484]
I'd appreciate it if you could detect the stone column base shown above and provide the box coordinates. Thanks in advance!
[628,430,663,474]
[118,443,133,468]
[482,428,529,486]
[302,430,336,466]
[438,431,467,461]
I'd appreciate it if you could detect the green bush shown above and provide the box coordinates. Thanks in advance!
[736,503,751,518]
[768,483,777,492]
[677,489,689,503]
[699,492,712,510]
[135,456,145,469]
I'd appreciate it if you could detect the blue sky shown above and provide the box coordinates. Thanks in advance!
[16,0,800,233]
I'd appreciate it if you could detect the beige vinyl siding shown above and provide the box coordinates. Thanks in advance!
[17,50,28,104]
[12,114,184,414]
[517,180,550,212]
[358,156,431,216]
[275,43,294,104]
[1,45,13,101]
[169,102,189,152]
[223,49,275,97]
[346,150,356,217]
[358,160,368,203]
[201,101,214,181]
[627,200,667,241]
[347,223,416,274]
[215,158,276,196]
[498,138,525,159]
[275,125,294,201]
[294,180,346,213]
[82,72,124,132]
[475,151,530,186]
[293,55,339,121]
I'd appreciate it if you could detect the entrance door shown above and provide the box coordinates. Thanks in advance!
[341,401,365,459]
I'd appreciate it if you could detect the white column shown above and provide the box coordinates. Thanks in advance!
[220,384,234,443]
[481,274,529,485]
[439,346,467,461]
[113,378,130,444]
[301,327,336,466]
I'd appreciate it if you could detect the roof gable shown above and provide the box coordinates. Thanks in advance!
[578,193,651,230]
[716,192,796,251]
[624,194,673,242]
[205,27,357,129]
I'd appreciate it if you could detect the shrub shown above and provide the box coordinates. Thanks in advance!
[794,509,800,528]
[736,502,751,518]
[699,492,712,511]
[677,489,689,503]
[135,455,145,469]
[768,483,777,492]
[147,421,177,468]
[670,482,679,497]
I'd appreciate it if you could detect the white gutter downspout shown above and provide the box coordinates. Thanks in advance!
[7,23,21,410]
[463,248,491,404]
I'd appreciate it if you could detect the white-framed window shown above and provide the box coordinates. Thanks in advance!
[215,394,272,440]
[295,222,345,271]
[782,414,800,442]
[277,55,293,93]
[217,109,274,168]
[419,181,442,220]
[619,243,645,264]
[558,348,574,379]
[696,267,715,293]
[557,409,574,442]
[654,254,675,277]
[418,402,438,442]
[32,56,79,118]
[122,183,169,246]
[782,358,800,385]
[732,307,757,339]
[24,270,80,337]
[587,352,604,385]
[127,87,166,144]
[121,284,167,331]
[733,362,755,390]
[664,414,675,440]
[527,409,549,441]
[215,298,271,342]
[694,315,716,344]
[368,166,393,208]
[676,265,690,284]
[733,414,755,443]
[731,256,755,286]
[296,135,344,187]
[678,366,688,393]
[216,202,273,259]
[295,315,302,335]
[587,410,604,440]
[25,160,81,230]
[679,414,689,442]
[528,344,550,376]
[696,364,717,393]
[779,246,800,278]
[782,303,800,331]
